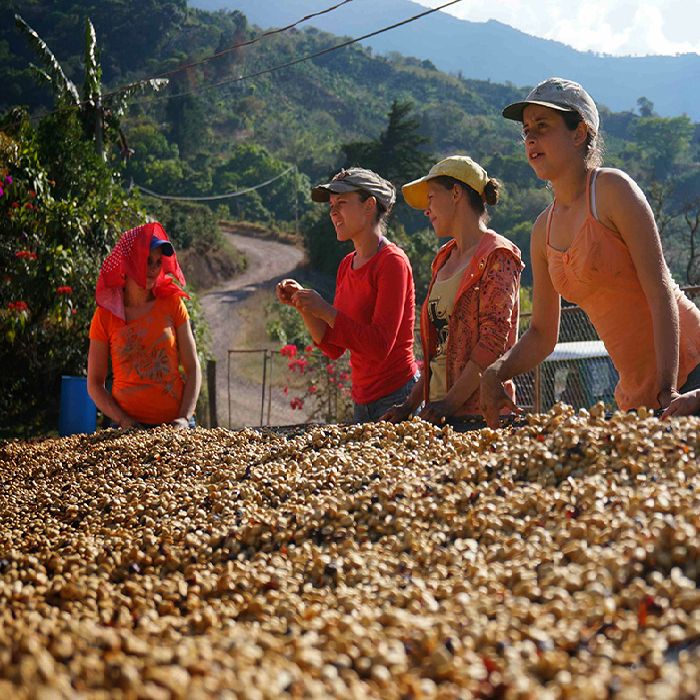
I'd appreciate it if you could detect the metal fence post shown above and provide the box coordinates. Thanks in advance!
[266,350,273,426]
[260,350,268,427]
[534,364,542,413]
[207,359,217,428]
[227,351,232,429]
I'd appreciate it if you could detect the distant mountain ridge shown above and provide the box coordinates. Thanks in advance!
[191,0,700,121]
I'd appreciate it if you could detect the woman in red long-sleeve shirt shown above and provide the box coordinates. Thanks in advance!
[383,155,523,425]
[276,167,419,422]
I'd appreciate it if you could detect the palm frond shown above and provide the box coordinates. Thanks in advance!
[15,13,79,105]
[104,78,169,118]
[82,18,102,106]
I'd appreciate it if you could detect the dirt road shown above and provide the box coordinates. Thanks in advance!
[200,230,305,428]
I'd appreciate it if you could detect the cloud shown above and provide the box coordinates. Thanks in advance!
[417,0,700,56]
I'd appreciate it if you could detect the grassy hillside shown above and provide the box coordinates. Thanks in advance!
[2,0,700,286]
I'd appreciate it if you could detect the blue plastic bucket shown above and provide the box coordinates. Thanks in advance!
[59,376,96,436]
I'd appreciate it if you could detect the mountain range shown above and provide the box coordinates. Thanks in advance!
[191,0,700,121]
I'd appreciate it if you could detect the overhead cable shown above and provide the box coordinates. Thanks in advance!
[129,0,464,103]
[132,165,295,201]
[27,0,355,121]
[105,0,355,98]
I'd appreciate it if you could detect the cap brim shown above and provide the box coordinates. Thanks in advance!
[151,239,175,256]
[402,177,432,210]
[310,182,360,202]
[502,100,576,122]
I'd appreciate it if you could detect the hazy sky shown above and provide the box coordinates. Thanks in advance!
[414,0,699,57]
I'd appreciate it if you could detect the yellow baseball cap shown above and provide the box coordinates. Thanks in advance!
[402,155,488,210]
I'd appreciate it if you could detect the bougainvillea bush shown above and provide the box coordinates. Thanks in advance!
[0,109,144,435]
[280,343,353,424]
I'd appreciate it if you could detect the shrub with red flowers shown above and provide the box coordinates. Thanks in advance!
[7,301,29,313]
[0,109,146,435]
[281,343,352,423]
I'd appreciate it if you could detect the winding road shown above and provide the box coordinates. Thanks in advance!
[201,230,306,429]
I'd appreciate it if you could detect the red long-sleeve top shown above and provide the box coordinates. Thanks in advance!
[317,243,419,405]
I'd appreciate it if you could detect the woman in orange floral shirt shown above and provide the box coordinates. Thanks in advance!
[383,155,523,425]
[87,223,201,429]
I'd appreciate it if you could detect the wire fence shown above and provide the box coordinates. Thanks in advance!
[214,286,700,427]
[223,347,349,429]
[514,285,700,412]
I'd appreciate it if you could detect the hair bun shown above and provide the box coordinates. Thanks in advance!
[483,178,501,206]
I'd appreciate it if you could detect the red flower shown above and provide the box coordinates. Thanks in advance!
[326,364,335,375]
[28,190,36,199]
[304,344,314,353]
[308,385,318,394]
[280,344,297,358]
[339,372,349,382]
[15,250,38,260]
[10,201,19,209]
[8,301,29,312]
[283,386,289,395]
[24,202,33,210]
[290,397,304,410]
[288,357,309,373]
[56,286,73,295]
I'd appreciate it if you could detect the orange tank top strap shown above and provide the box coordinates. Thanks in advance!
[546,168,600,238]
[588,168,599,220]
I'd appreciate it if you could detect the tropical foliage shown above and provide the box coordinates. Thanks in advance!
[3,0,700,434]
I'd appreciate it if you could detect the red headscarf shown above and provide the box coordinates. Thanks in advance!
[96,222,189,320]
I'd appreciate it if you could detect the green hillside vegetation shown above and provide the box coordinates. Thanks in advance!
[2,0,700,434]
[7,1,700,280]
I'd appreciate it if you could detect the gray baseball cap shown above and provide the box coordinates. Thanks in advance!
[311,167,396,212]
[502,77,600,135]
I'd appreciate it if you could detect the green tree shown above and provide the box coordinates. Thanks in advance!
[15,13,168,161]
[630,115,694,182]
[212,143,310,225]
[166,86,207,161]
[341,99,432,187]
[637,97,656,118]
[0,109,143,435]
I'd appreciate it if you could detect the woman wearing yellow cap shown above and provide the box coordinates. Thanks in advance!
[382,155,523,425]
[479,77,700,426]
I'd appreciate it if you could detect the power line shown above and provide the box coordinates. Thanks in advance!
[104,0,355,99]
[27,0,355,122]
[124,0,465,104]
[132,165,295,201]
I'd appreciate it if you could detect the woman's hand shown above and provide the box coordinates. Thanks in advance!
[276,278,304,306]
[662,389,700,418]
[170,417,191,429]
[117,414,139,429]
[479,368,520,428]
[292,289,336,325]
[657,387,681,410]
[418,399,455,425]
[380,402,414,423]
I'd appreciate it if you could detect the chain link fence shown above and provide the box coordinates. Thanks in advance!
[514,285,700,412]
[212,287,700,427]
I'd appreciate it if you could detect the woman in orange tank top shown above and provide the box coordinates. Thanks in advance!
[479,77,700,426]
